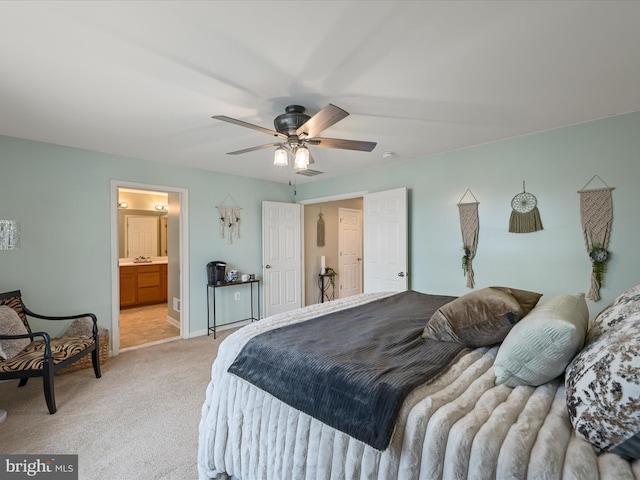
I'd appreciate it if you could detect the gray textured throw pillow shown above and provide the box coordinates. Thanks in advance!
[422,287,523,347]
[0,305,31,360]
[491,286,543,317]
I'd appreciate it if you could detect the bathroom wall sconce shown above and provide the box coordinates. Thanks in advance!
[0,220,20,250]
[118,202,128,208]
[155,205,168,211]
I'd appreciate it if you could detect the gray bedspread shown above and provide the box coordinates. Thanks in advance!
[227,290,466,450]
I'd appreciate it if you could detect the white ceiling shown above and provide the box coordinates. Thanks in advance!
[1,1,639,184]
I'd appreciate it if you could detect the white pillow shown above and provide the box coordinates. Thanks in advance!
[0,305,31,360]
[494,293,589,387]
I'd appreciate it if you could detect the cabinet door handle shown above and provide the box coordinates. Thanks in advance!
[265,265,271,269]
[398,272,405,277]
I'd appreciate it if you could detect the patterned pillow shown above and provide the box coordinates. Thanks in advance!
[586,284,640,344]
[566,288,640,459]
[0,305,31,359]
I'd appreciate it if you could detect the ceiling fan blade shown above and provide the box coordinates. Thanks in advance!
[213,115,287,139]
[308,137,377,152]
[296,104,349,138]
[227,143,282,155]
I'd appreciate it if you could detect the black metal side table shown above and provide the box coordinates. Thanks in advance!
[207,279,260,338]
[318,273,336,303]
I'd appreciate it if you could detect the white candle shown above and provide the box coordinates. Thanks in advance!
[320,256,326,269]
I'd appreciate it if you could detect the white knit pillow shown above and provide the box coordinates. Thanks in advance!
[494,293,589,387]
[0,305,31,360]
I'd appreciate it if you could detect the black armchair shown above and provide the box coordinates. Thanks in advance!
[0,290,102,414]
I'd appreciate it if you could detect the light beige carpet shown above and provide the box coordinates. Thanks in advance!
[0,329,235,480]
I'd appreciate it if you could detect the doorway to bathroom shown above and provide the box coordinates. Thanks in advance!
[110,180,190,356]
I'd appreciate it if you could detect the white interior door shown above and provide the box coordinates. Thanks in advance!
[262,201,302,317]
[338,208,363,299]
[126,216,158,258]
[363,187,408,292]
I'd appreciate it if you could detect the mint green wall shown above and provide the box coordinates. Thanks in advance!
[297,112,640,317]
[1,111,638,339]
[0,136,291,336]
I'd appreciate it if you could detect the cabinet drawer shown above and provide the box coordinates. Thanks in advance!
[138,272,161,288]
[137,264,160,273]
[138,286,162,304]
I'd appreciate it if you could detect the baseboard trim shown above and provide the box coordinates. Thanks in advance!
[189,319,252,339]
[166,316,180,329]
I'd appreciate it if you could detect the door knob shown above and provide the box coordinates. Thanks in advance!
[398,272,405,277]
[265,265,271,269]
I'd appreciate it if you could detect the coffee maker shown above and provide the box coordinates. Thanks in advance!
[207,261,227,285]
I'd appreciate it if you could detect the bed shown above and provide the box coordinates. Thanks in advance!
[198,285,640,480]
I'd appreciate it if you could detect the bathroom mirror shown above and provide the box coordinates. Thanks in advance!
[118,189,168,259]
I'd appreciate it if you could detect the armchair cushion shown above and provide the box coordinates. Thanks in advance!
[0,335,96,373]
[0,305,30,360]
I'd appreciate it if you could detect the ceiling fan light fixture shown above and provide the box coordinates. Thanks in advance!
[273,146,288,166]
[294,146,310,170]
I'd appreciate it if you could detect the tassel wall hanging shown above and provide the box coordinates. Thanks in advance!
[317,211,325,247]
[578,175,614,301]
[458,190,480,288]
[509,182,543,233]
[216,195,242,244]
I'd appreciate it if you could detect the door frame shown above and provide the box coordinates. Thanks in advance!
[110,180,190,357]
[298,191,368,305]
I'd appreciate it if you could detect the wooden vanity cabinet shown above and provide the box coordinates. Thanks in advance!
[119,263,168,308]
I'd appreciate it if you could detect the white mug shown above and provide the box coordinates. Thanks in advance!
[241,274,249,282]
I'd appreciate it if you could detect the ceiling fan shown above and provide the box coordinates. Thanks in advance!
[212,104,377,170]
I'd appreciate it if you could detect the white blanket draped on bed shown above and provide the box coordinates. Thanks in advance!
[198,293,640,480]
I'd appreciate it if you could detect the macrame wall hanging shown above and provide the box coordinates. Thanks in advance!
[508,182,543,233]
[216,194,242,244]
[578,175,614,301]
[317,210,325,247]
[458,189,480,288]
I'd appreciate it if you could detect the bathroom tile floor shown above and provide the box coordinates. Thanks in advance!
[119,303,180,350]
